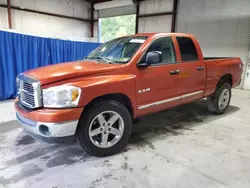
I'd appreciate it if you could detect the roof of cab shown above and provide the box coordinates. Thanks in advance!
[128,33,194,38]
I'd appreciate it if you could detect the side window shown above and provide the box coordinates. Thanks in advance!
[176,37,199,62]
[140,37,176,65]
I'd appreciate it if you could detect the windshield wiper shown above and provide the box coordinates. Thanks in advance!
[85,56,128,64]
[94,56,114,64]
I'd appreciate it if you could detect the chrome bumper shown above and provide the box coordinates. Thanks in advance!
[16,112,79,138]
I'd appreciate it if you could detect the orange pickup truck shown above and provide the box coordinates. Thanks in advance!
[16,33,242,156]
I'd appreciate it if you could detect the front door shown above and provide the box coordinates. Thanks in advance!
[135,36,182,116]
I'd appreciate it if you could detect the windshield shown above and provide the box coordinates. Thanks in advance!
[86,36,148,64]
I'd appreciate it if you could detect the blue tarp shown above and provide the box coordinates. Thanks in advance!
[0,30,101,101]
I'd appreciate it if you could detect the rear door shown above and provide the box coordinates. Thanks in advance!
[135,36,182,115]
[175,36,206,103]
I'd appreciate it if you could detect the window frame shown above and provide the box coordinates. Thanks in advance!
[138,36,177,67]
[176,36,199,63]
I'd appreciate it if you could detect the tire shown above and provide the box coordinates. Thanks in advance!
[210,83,232,114]
[76,100,132,157]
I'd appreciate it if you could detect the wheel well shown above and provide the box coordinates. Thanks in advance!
[83,93,134,117]
[217,74,232,87]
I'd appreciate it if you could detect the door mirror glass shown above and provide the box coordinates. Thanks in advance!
[146,51,162,65]
[137,51,162,68]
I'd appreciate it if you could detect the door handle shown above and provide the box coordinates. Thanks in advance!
[197,66,204,71]
[170,70,180,75]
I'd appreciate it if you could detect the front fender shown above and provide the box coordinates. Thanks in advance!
[74,74,136,111]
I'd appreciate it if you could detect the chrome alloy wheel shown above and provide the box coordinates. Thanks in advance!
[88,111,125,148]
[218,88,230,110]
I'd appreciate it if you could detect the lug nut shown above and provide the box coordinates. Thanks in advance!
[104,131,107,134]
[108,128,111,131]
[107,123,110,126]
[102,123,105,126]
[100,128,103,131]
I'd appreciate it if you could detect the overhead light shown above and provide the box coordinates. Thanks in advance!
[94,0,134,10]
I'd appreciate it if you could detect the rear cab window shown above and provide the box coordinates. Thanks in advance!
[176,37,199,62]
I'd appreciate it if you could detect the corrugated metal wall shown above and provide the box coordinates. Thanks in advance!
[138,0,173,33]
[0,0,93,42]
[176,0,250,88]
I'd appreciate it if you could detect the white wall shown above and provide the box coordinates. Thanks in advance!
[176,0,250,88]
[94,21,98,39]
[138,0,173,33]
[138,15,172,33]
[0,0,97,42]
[139,0,173,15]
[0,7,8,28]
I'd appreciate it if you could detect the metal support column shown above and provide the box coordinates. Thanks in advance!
[135,1,140,34]
[90,1,94,37]
[7,0,12,29]
[171,0,179,32]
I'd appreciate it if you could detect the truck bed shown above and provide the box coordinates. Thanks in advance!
[204,56,242,96]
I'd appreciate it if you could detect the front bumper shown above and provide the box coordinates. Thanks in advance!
[15,101,84,138]
[16,112,79,138]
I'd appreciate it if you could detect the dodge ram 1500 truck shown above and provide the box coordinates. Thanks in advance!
[15,33,242,156]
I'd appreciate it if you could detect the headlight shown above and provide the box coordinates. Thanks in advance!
[43,86,81,108]
[16,77,20,97]
[16,77,20,88]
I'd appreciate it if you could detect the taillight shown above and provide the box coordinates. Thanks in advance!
[239,63,243,69]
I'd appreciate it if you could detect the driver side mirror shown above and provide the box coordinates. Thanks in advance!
[137,51,162,68]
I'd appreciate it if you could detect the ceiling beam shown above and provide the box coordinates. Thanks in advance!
[0,4,91,22]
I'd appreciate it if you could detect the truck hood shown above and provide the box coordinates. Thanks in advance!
[25,60,122,85]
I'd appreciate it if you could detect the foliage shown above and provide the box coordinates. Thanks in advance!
[100,14,136,42]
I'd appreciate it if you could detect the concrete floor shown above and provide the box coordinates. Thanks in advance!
[0,89,250,188]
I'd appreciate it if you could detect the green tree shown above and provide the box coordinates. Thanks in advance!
[100,14,136,42]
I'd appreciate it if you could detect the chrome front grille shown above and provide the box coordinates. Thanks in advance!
[17,74,42,109]
[23,82,34,93]
[20,81,35,107]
